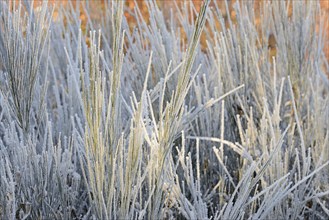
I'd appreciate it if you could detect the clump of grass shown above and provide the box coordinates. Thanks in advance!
[0,1,51,135]
[0,0,328,219]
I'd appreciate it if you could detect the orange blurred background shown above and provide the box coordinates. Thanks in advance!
[35,0,329,65]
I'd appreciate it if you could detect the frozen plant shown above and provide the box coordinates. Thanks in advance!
[0,0,328,219]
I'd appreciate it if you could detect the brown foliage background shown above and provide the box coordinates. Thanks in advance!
[38,0,328,71]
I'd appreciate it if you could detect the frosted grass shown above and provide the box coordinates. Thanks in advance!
[0,0,328,219]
